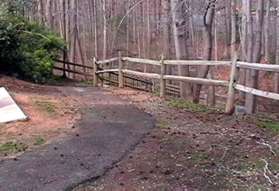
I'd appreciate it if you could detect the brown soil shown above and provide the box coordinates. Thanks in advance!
[76,87,279,191]
[0,76,80,158]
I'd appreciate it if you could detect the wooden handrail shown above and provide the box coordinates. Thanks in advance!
[122,69,161,79]
[122,57,161,66]
[53,66,92,77]
[164,75,229,87]
[236,61,279,72]
[96,57,118,65]
[55,59,93,70]
[235,84,279,100]
[164,60,232,66]
[96,69,119,74]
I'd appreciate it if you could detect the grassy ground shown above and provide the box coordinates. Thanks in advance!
[0,76,81,158]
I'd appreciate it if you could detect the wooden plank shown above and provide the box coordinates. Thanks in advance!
[55,59,93,70]
[122,57,161,66]
[167,84,180,89]
[93,57,98,87]
[160,56,166,97]
[96,69,119,74]
[226,55,239,113]
[163,75,229,87]
[96,57,118,65]
[236,62,279,72]
[164,60,231,66]
[118,52,124,88]
[235,84,279,100]
[122,70,160,79]
[53,67,92,77]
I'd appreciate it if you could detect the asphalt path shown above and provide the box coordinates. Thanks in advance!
[0,87,155,191]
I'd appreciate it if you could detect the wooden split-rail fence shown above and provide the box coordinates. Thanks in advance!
[54,53,279,114]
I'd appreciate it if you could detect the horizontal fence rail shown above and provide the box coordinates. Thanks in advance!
[122,70,161,79]
[163,75,229,87]
[164,60,232,66]
[236,62,279,72]
[55,59,93,70]
[122,57,161,66]
[235,84,279,100]
[96,57,118,65]
[96,69,119,74]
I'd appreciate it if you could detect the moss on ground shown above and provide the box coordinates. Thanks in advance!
[168,99,211,113]
[33,100,57,115]
[0,141,28,154]
[157,120,169,129]
[34,136,46,146]
[256,118,279,133]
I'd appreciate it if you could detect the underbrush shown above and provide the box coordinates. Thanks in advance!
[33,100,57,115]
[256,118,279,133]
[0,3,65,83]
[0,141,28,155]
[34,136,46,146]
[167,98,220,113]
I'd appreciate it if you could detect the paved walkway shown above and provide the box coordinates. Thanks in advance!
[0,87,155,191]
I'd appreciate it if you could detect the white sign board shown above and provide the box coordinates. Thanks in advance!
[0,87,27,123]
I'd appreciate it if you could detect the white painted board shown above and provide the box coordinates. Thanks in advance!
[0,87,27,123]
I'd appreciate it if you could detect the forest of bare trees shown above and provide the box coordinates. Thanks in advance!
[21,0,279,113]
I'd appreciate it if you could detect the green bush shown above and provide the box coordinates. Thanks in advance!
[0,7,65,83]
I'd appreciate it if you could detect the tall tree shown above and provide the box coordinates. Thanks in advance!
[162,0,170,58]
[102,0,107,59]
[275,0,279,93]
[245,0,264,113]
[264,0,271,63]
[171,0,191,98]
[193,0,216,103]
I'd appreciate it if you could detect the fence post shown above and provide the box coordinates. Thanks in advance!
[160,55,166,97]
[93,57,98,87]
[118,51,124,88]
[225,55,239,114]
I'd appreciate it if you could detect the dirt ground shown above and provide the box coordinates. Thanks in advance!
[0,76,81,158]
[1,75,279,190]
[76,87,279,191]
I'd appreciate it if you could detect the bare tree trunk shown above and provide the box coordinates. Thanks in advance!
[239,0,248,101]
[72,0,78,79]
[38,0,45,24]
[61,0,68,77]
[189,1,197,58]
[102,0,107,59]
[245,0,264,113]
[144,0,151,72]
[193,0,216,103]
[242,0,253,104]
[170,0,191,98]
[264,0,271,63]
[275,0,279,93]
[231,0,237,57]
[162,0,170,58]
[93,0,98,58]
[46,0,54,28]
[126,0,130,56]
[224,0,232,58]
[240,0,247,60]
